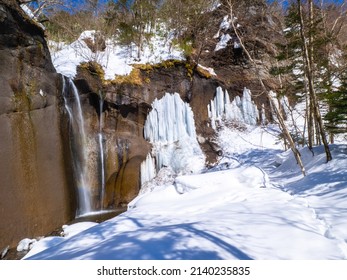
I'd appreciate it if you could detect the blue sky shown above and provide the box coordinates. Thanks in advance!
[66,0,345,10]
[269,0,345,7]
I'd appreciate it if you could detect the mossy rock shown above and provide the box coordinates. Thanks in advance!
[78,61,105,81]
[196,65,213,79]
[111,68,143,86]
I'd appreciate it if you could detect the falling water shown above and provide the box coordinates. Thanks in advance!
[62,76,92,216]
[98,92,106,209]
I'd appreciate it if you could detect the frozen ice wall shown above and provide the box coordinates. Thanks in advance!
[142,93,205,185]
[208,86,259,128]
[140,154,157,186]
[144,92,196,143]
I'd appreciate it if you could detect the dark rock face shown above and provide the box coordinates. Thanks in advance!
[0,0,74,248]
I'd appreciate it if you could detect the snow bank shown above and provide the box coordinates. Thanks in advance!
[22,222,97,259]
[271,144,347,256]
[25,155,346,259]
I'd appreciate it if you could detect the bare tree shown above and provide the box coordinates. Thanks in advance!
[297,0,332,161]
[224,0,306,175]
[159,0,219,62]
[18,0,66,18]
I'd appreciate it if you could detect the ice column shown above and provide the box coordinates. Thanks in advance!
[142,93,205,184]
[140,154,157,185]
[208,86,259,127]
[144,92,196,143]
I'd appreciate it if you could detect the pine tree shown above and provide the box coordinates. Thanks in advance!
[271,0,338,161]
[324,70,347,137]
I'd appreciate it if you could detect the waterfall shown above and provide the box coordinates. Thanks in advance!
[98,92,106,210]
[62,76,92,217]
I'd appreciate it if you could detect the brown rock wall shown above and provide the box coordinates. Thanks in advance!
[0,0,74,248]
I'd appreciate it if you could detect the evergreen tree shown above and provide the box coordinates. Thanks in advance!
[324,69,347,137]
[270,0,347,161]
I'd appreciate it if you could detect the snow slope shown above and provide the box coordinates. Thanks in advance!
[24,123,347,260]
[50,30,184,79]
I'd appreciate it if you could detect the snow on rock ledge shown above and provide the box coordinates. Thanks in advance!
[208,86,259,128]
[142,93,205,185]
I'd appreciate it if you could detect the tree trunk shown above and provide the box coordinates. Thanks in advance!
[227,2,306,176]
[297,0,332,162]
[308,96,314,147]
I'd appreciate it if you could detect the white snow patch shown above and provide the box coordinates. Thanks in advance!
[215,34,232,51]
[198,64,217,77]
[50,30,184,79]
[17,238,37,252]
[219,15,231,31]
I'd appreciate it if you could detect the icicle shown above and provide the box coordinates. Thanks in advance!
[241,88,259,125]
[140,154,157,185]
[144,93,205,175]
[208,86,259,127]
[144,92,196,143]
[261,104,266,126]
[215,86,225,119]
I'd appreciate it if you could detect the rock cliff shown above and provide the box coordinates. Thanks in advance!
[0,0,74,249]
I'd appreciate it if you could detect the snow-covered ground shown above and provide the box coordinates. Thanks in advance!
[23,121,347,260]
